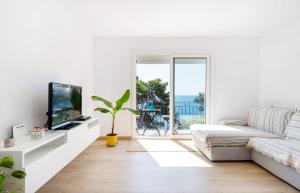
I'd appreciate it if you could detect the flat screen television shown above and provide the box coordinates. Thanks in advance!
[48,82,82,129]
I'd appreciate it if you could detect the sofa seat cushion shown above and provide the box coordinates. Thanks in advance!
[190,124,279,147]
[248,138,291,165]
[248,138,300,172]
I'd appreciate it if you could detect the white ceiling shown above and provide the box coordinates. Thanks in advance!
[71,0,300,37]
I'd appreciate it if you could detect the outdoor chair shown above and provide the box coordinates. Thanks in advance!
[162,109,181,135]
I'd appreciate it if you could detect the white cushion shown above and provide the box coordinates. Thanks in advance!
[285,112,300,140]
[248,107,268,129]
[248,107,292,135]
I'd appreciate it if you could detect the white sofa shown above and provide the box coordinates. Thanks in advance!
[248,112,300,190]
[191,124,280,161]
[191,107,292,161]
[191,107,300,190]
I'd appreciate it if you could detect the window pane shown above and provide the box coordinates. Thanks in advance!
[174,58,207,135]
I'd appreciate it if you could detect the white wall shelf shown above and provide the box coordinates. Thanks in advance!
[0,117,100,193]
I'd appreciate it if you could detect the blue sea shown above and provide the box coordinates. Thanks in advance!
[174,95,204,115]
[175,95,197,103]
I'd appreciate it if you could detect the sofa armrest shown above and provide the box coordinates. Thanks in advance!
[219,120,248,126]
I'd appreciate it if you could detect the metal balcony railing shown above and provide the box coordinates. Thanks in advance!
[136,102,205,135]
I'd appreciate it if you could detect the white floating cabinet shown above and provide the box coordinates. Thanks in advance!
[0,118,100,193]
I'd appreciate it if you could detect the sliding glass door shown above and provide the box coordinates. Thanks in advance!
[135,56,171,136]
[173,58,207,135]
[134,55,209,137]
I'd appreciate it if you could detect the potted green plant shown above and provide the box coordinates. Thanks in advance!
[91,89,140,147]
[0,156,26,193]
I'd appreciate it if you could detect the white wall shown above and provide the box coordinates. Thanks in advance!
[0,1,298,140]
[0,1,95,140]
[259,19,300,107]
[95,37,260,136]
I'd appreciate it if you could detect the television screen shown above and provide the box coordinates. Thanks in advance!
[48,82,82,129]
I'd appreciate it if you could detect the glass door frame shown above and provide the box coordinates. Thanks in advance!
[132,52,211,139]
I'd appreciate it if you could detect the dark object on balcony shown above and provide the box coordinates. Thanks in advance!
[162,108,181,135]
[138,109,162,135]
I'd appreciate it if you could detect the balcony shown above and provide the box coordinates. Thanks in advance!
[136,102,205,136]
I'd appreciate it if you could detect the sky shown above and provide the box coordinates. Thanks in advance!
[137,62,206,96]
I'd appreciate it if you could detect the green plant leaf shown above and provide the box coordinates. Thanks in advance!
[0,156,13,169]
[91,96,113,108]
[11,170,26,179]
[94,108,111,113]
[0,183,3,193]
[121,108,140,115]
[115,89,130,111]
[0,174,4,184]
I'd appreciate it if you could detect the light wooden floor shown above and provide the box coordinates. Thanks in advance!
[38,140,299,193]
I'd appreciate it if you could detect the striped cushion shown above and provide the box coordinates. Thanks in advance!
[263,109,293,135]
[272,106,300,113]
[248,107,268,129]
[248,107,292,135]
[285,112,300,140]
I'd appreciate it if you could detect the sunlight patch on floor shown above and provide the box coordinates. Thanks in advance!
[133,139,212,167]
[148,151,212,167]
[137,139,198,152]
